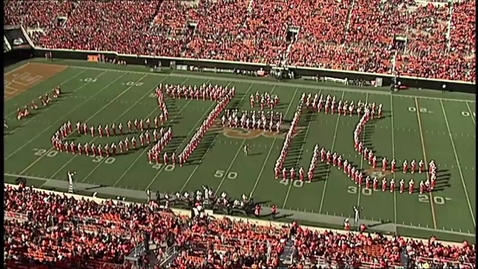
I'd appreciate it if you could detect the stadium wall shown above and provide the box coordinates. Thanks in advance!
[32,48,475,93]
[4,48,34,68]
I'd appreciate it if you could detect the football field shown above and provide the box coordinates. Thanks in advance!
[4,59,476,242]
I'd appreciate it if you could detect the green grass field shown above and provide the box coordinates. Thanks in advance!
[4,59,476,242]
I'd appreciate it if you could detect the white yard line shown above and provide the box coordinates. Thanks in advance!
[282,88,317,208]
[214,84,269,194]
[4,62,31,75]
[439,100,475,227]
[4,71,112,160]
[465,102,476,125]
[414,97,437,229]
[318,91,346,214]
[16,73,148,175]
[113,100,192,187]
[180,82,253,193]
[390,94,398,224]
[5,69,88,118]
[214,140,246,195]
[356,92,369,207]
[249,89,300,197]
[70,65,476,103]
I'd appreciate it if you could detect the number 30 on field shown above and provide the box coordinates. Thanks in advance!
[347,186,372,195]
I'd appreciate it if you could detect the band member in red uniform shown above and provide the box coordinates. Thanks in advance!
[271,204,278,219]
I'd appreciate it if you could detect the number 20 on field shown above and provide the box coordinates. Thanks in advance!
[347,186,450,205]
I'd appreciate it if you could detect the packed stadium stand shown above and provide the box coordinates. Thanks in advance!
[4,184,476,269]
[3,0,475,82]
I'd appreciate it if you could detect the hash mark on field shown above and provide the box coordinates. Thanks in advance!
[5,70,111,160]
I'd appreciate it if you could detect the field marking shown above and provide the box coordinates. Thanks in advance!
[390,94,398,224]
[249,88,300,198]
[69,65,475,103]
[16,73,146,175]
[414,97,437,229]
[214,84,256,194]
[179,82,251,193]
[215,140,246,194]
[282,87,318,208]
[465,102,476,125]
[4,71,112,160]
[5,69,88,118]
[164,100,217,192]
[318,91,346,214]
[356,92,369,208]
[4,62,31,75]
[56,75,163,183]
[439,100,475,228]
[113,78,195,188]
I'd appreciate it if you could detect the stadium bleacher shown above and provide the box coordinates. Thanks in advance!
[4,183,476,269]
[3,0,475,82]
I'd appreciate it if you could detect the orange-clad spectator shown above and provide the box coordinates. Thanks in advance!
[4,0,475,82]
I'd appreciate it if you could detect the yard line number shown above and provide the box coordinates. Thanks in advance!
[408,107,430,113]
[418,194,450,205]
[122,81,144,87]
[279,179,305,188]
[33,148,58,158]
[347,186,372,196]
[214,170,238,180]
[80,78,97,83]
[151,163,176,171]
[461,111,476,117]
[91,156,116,164]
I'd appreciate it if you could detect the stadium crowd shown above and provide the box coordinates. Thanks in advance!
[4,0,475,82]
[4,183,476,269]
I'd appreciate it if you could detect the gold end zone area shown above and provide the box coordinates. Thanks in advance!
[4,63,68,101]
